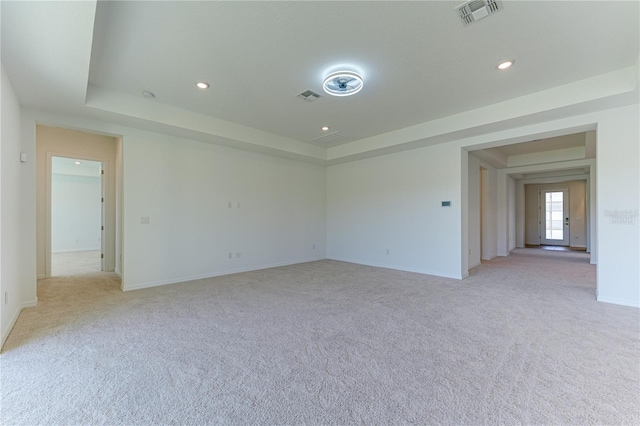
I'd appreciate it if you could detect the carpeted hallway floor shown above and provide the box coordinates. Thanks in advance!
[1,249,639,425]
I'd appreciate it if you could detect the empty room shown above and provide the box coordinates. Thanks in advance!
[1,1,638,424]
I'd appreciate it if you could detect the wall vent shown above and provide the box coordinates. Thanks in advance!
[456,0,503,26]
[311,131,348,146]
[297,89,321,102]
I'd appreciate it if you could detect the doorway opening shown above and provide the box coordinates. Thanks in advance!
[50,156,104,276]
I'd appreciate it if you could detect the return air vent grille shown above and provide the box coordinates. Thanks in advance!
[311,131,348,146]
[456,0,503,26]
[297,89,321,102]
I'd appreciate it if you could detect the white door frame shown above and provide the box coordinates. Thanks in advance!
[45,152,108,277]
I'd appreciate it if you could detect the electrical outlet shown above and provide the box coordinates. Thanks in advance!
[235,252,241,258]
[386,249,390,255]
[228,252,232,259]
[313,243,316,250]
[140,216,150,225]
[4,292,7,305]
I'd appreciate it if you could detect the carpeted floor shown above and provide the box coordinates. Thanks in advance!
[1,249,639,425]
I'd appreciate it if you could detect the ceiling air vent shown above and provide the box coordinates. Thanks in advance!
[311,131,348,146]
[297,89,321,102]
[456,0,503,26]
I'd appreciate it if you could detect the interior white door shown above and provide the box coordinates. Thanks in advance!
[540,188,570,246]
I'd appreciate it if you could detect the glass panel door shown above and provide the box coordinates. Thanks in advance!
[540,188,570,246]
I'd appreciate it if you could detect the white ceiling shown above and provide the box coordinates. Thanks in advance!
[2,1,638,160]
[470,131,592,171]
[52,156,102,177]
[485,133,586,158]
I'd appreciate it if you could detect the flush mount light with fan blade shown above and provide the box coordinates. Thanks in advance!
[322,71,364,97]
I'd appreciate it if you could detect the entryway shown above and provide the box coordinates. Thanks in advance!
[36,125,119,280]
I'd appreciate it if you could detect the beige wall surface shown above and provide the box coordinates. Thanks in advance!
[36,125,117,277]
[525,180,587,247]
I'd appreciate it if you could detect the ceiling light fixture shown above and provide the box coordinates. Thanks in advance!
[321,126,330,131]
[322,71,364,97]
[142,90,155,98]
[196,82,210,89]
[74,161,81,165]
[497,59,515,70]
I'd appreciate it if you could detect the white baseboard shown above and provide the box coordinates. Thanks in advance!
[326,256,465,280]
[1,298,38,350]
[122,257,326,292]
[23,298,38,308]
[597,296,640,308]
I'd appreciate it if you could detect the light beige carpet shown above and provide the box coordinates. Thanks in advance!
[1,249,639,425]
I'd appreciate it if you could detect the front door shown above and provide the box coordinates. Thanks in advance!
[540,188,570,246]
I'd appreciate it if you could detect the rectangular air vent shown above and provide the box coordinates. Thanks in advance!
[456,0,503,26]
[297,89,321,102]
[311,131,348,146]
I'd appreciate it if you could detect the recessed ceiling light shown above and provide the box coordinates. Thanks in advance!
[497,60,515,70]
[142,90,155,98]
[321,126,330,131]
[74,161,81,165]
[322,71,364,97]
[196,82,210,89]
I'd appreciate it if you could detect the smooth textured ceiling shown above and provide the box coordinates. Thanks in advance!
[484,133,586,157]
[87,1,638,144]
[52,156,102,177]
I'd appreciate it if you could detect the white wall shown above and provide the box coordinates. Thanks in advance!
[1,64,36,348]
[51,171,102,253]
[122,132,327,290]
[327,143,464,279]
[596,104,639,307]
